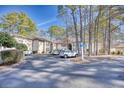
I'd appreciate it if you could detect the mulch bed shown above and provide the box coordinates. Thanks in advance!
[0,58,26,69]
[0,61,17,66]
[69,55,124,64]
[69,57,90,64]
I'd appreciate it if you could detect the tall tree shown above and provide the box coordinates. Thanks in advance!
[57,6,69,48]
[88,5,92,56]
[66,5,80,54]
[0,12,37,36]
[48,25,65,51]
[79,6,83,54]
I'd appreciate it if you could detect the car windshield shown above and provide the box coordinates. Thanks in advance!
[64,50,71,52]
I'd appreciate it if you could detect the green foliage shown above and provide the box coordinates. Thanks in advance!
[57,6,66,17]
[0,12,37,36]
[49,25,65,38]
[99,48,105,54]
[116,51,123,55]
[111,51,123,55]
[1,50,23,65]
[16,43,28,51]
[117,51,121,55]
[0,32,16,47]
[111,51,115,55]
[66,5,78,13]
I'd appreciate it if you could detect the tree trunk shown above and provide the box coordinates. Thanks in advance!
[91,6,94,55]
[96,19,99,55]
[79,6,83,55]
[50,32,53,52]
[95,6,101,55]
[104,19,108,55]
[108,6,111,55]
[83,7,87,55]
[65,19,69,49]
[71,11,80,54]
[94,20,97,55]
[88,5,92,56]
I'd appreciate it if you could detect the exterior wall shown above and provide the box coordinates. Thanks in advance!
[52,43,56,50]
[38,41,44,54]
[14,37,32,51]
[32,40,39,53]
[44,41,46,53]
[52,43,63,50]
[37,41,51,54]
[46,42,51,53]
[84,43,103,53]
[14,36,52,54]
[111,47,124,52]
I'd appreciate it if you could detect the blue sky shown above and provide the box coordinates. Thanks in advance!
[0,5,124,32]
[0,5,64,30]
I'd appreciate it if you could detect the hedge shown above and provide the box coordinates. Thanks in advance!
[0,49,23,65]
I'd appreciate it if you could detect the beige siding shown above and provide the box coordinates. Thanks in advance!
[14,37,32,51]
[32,40,39,52]
[38,41,44,54]
[14,36,52,54]
[37,41,51,54]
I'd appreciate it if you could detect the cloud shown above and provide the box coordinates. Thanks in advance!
[37,18,57,27]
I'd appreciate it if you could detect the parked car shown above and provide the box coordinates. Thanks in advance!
[24,50,32,56]
[59,49,78,58]
[51,49,61,55]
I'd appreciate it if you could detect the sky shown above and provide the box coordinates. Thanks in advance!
[0,5,124,32]
[0,5,64,31]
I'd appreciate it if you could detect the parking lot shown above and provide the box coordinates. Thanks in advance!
[0,54,124,88]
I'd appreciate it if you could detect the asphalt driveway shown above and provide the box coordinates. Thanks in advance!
[0,54,124,88]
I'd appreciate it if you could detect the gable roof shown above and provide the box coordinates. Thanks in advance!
[113,42,124,48]
[12,34,51,42]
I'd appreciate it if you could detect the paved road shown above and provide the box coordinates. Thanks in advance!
[0,54,124,88]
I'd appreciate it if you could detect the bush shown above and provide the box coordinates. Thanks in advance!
[99,48,105,54]
[1,50,23,65]
[15,43,28,51]
[0,32,16,47]
[86,49,89,52]
[33,51,38,54]
[115,51,123,55]
[117,51,121,55]
[111,51,115,55]
[120,52,123,55]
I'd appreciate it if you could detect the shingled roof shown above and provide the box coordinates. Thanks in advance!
[113,42,124,48]
[12,34,51,42]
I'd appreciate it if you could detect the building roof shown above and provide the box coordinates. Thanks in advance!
[33,36,51,42]
[12,34,51,42]
[12,34,33,40]
[113,42,124,48]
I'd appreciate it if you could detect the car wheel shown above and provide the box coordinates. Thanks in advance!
[75,54,78,57]
[64,55,67,58]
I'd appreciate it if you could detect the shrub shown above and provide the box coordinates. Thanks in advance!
[1,50,23,65]
[33,51,37,54]
[111,51,115,55]
[0,32,16,47]
[86,49,89,52]
[120,52,123,55]
[117,51,121,55]
[99,48,105,54]
[15,43,28,51]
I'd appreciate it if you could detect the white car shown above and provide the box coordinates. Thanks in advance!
[51,49,61,55]
[59,50,78,58]
[24,51,32,56]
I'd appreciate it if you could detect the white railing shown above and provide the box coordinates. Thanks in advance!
[0,47,16,52]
